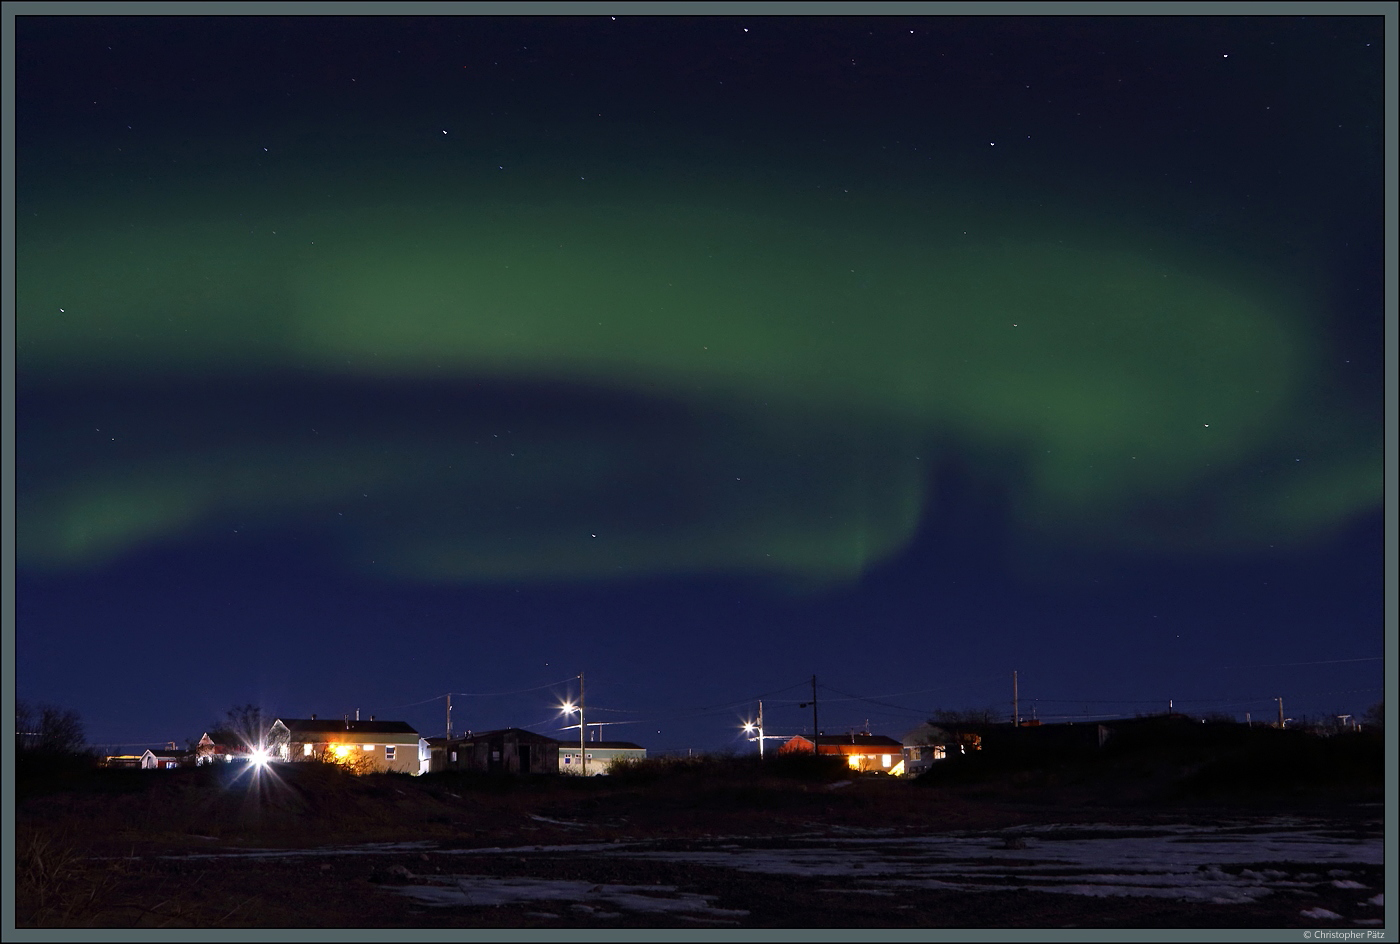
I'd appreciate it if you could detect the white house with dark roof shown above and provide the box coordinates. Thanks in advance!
[558,739,646,775]
[141,745,188,769]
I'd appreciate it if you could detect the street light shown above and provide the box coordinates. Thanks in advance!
[742,700,783,758]
[560,678,587,776]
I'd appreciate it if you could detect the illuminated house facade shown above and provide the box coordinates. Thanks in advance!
[778,734,906,775]
[268,717,429,775]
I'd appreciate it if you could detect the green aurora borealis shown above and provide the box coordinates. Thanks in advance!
[16,164,1381,584]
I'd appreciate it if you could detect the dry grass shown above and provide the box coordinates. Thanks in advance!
[16,829,90,924]
[15,743,1382,928]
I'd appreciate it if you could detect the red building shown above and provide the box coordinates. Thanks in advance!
[778,734,905,774]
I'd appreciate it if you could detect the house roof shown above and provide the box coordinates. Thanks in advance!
[784,734,903,749]
[274,718,419,737]
[562,740,644,751]
[197,738,250,754]
[144,748,186,758]
[456,728,565,745]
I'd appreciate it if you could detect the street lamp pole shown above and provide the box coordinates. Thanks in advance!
[744,701,780,759]
[579,672,586,777]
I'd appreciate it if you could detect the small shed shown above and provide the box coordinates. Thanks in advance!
[441,728,561,775]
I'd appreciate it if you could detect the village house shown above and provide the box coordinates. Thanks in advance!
[267,716,429,775]
[141,743,188,769]
[194,732,253,765]
[901,722,989,776]
[558,739,646,775]
[432,728,561,775]
[778,733,905,775]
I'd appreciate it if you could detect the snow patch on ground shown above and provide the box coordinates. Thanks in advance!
[140,816,1381,913]
[604,819,1382,904]
[391,875,749,922]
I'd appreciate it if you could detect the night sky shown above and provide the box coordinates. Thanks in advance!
[12,12,1387,756]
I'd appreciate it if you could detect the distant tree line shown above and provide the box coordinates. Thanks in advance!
[15,700,89,756]
[926,701,1385,732]
[929,707,1002,725]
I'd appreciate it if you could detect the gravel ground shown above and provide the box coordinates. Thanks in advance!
[15,768,1386,929]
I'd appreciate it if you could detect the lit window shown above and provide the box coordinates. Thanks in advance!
[449,751,457,762]
[385,746,396,760]
[363,744,375,751]
[304,743,313,756]
[882,754,892,767]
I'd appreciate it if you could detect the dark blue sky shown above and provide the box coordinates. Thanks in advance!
[11,12,1388,754]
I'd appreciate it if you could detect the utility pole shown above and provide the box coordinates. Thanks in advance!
[758,701,766,759]
[446,693,452,741]
[579,672,587,777]
[1013,670,1019,727]
[811,675,819,756]
[1277,696,1284,729]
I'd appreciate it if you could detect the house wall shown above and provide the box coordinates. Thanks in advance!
[778,737,902,772]
[288,736,422,774]
[268,720,425,774]
[558,746,644,775]
[833,748,900,772]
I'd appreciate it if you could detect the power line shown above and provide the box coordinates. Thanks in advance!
[367,676,582,714]
[1219,656,1383,669]
[450,676,581,697]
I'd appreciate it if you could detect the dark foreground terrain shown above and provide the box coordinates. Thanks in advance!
[14,731,1387,930]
